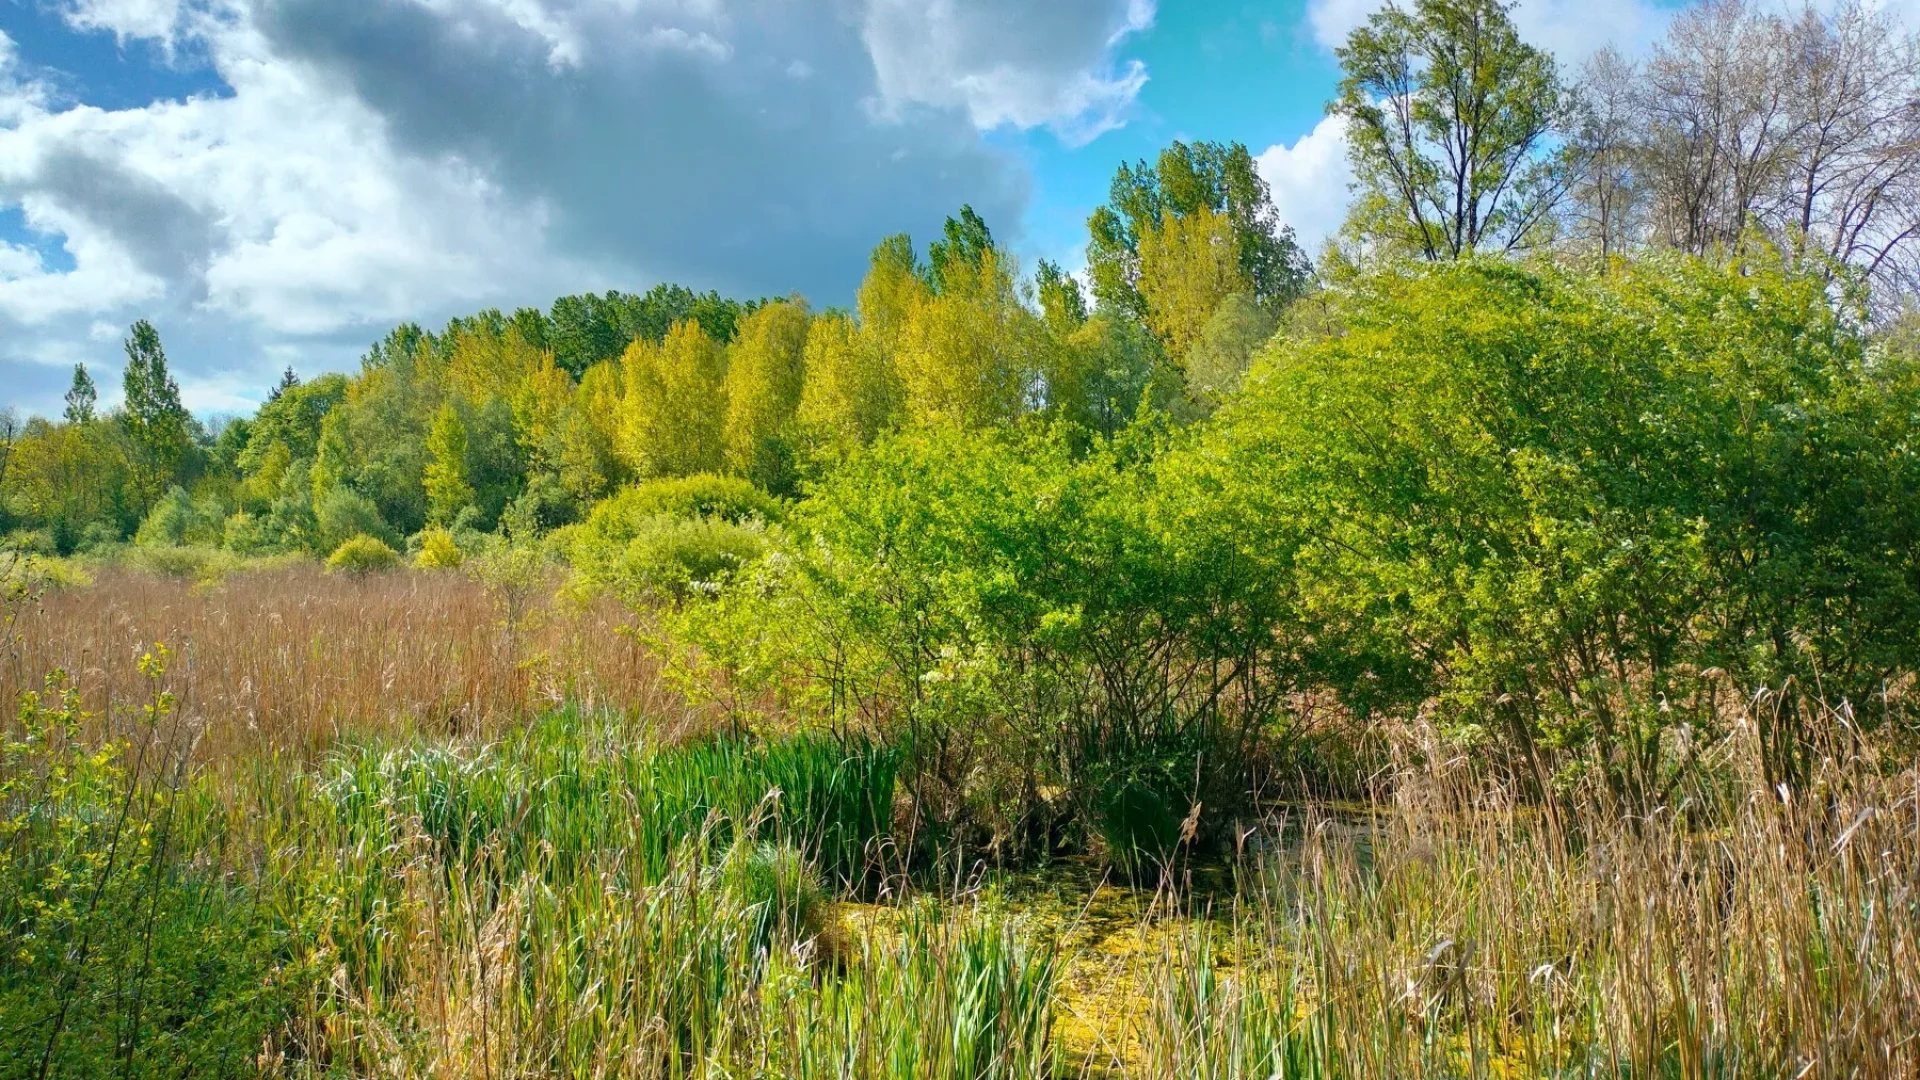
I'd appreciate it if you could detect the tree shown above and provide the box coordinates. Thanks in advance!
[423,402,475,525]
[1333,0,1569,260]
[63,365,97,424]
[1564,48,1646,259]
[1183,292,1275,408]
[621,320,728,477]
[1086,141,1308,323]
[928,206,995,294]
[896,245,1039,429]
[1034,259,1089,333]
[1609,0,1920,306]
[723,298,812,492]
[270,366,299,401]
[1136,206,1251,360]
[858,234,929,346]
[120,320,194,514]
[797,311,900,453]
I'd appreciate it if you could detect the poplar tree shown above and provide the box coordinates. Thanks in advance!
[722,298,811,491]
[424,402,476,525]
[120,320,193,513]
[64,364,97,424]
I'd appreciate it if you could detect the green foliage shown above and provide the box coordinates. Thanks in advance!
[1087,140,1309,323]
[1182,291,1275,408]
[710,840,829,956]
[0,658,295,1079]
[414,525,464,569]
[235,372,347,493]
[314,486,394,552]
[723,298,812,494]
[62,364,96,425]
[325,533,400,575]
[1332,0,1567,259]
[134,485,227,548]
[674,425,1291,855]
[569,476,779,604]
[119,321,196,515]
[1215,255,1920,793]
[601,515,769,604]
[622,320,728,477]
[423,401,475,525]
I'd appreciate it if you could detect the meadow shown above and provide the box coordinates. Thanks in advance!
[2,556,1915,1080]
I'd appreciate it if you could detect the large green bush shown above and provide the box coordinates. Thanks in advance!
[1205,255,1920,794]
[673,425,1298,861]
[570,474,783,604]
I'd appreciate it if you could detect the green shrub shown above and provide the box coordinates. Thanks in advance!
[670,425,1280,858]
[220,509,273,554]
[134,486,227,547]
[607,515,767,602]
[413,525,464,569]
[325,534,399,575]
[127,544,234,581]
[0,667,296,1079]
[315,487,395,552]
[2,528,56,556]
[1211,255,1920,794]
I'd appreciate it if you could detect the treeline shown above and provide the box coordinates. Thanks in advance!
[0,142,1297,559]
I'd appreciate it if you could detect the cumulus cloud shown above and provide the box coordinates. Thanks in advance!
[863,0,1154,145]
[0,0,1151,415]
[1255,114,1354,256]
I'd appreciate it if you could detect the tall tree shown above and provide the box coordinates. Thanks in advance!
[897,245,1038,430]
[423,402,476,526]
[1034,259,1089,333]
[120,320,194,513]
[63,364,97,424]
[797,311,901,451]
[1086,141,1308,323]
[723,298,812,492]
[1332,0,1569,260]
[621,320,728,477]
[1136,206,1252,360]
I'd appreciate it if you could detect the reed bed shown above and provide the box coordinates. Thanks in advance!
[6,569,1920,1079]
[0,565,680,760]
[1124,726,1920,1080]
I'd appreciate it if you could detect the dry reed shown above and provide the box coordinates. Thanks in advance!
[0,565,688,759]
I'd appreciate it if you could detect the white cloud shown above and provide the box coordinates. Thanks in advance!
[60,0,186,42]
[863,0,1154,145]
[1255,114,1353,256]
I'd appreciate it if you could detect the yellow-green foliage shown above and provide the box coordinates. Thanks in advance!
[621,320,728,477]
[326,533,399,575]
[415,525,464,569]
[568,475,780,603]
[723,298,812,491]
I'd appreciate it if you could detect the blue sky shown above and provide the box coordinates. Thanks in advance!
[0,0,1696,419]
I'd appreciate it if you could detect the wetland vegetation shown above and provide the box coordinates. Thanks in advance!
[7,1,1920,1076]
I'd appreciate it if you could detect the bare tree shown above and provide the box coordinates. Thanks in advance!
[1566,47,1647,259]
[1573,1,1920,310]
[1771,1,1920,305]
[1634,0,1800,256]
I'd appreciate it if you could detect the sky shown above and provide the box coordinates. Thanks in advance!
[0,0,1738,418]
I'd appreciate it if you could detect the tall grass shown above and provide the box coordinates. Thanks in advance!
[1124,717,1920,1079]
[0,565,678,760]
